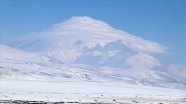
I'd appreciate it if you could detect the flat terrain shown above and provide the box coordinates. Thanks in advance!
[0,80,186,104]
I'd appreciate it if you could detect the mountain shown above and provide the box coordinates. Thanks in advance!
[0,17,185,89]
[9,16,164,69]
[0,45,121,82]
[0,44,185,89]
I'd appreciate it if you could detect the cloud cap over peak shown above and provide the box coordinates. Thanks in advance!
[43,16,167,54]
[10,16,166,68]
[50,16,113,31]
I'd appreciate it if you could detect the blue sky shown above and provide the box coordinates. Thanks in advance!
[0,0,186,66]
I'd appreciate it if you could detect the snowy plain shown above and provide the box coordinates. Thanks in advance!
[1,80,186,104]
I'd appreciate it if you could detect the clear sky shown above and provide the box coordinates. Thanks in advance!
[0,0,186,66]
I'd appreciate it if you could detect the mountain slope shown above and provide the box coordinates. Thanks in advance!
[0,45,64,65]
[0,66,37,80]
[0,45,122,82]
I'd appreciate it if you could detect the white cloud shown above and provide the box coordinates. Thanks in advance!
[168,64,186,70]
[33,16,166,53]
[92,51,102,56]
[107,50,118,57]
[10,16,166,69]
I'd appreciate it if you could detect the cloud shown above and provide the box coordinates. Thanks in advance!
[26,16,166,53]
[92,51,102,56]
[10,16,166,69]
[75,40,161,69]
[49,16,167,53]
[169,64,186,71]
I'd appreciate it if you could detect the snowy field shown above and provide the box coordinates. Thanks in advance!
[0,80,186,104]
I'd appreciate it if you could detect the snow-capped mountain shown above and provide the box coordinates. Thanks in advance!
[0,45,121,82]
[0,17,185,89]
[0,43,185,89]
[9,16,164,69]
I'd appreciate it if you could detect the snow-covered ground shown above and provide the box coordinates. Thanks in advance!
[0,80,186,104]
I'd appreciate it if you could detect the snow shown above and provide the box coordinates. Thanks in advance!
[126,52,161,68]
[0,44,186,89]
[0,45,63,65]
[1,80,186,103]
